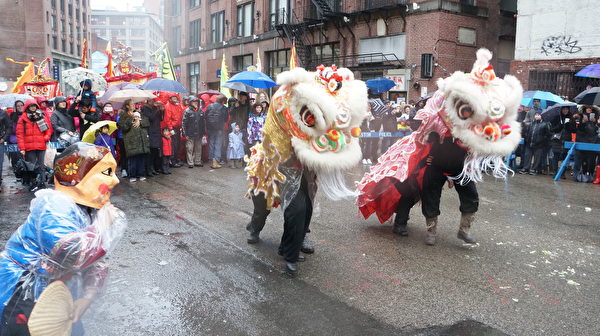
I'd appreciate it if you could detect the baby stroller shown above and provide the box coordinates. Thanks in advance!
[14,159,53,192]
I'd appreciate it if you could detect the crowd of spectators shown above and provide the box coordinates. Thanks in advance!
[0,88,270,189]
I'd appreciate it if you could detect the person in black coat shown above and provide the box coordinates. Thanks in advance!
[519,111,551,175]
[142,99,163,175]
[50,96,76,142]
[572,107,599,179]
[0,108,10,187]
[549,106,575,177]
[69,98,100,139]
[182,97,206,168]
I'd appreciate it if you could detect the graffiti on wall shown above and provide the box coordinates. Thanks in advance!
[541,35,582,56]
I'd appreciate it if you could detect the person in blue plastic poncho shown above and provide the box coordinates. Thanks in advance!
[0,142,126,336]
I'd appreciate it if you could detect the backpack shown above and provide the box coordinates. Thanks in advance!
[205,103,222,126]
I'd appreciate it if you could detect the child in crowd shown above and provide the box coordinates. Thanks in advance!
[94,124,116,159]
[161,126,172,174]
[397,104,413,137]
[77,79,97,109]
[227,123,245,168]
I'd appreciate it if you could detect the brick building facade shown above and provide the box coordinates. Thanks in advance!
[510,0,600,99]
[164,0,516,100]
[0,0,91,82]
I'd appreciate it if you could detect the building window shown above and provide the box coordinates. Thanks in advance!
[460,0,475,5]
[172,0,181,16]
[110,16,125,25]
[233,54,253,72]
[131,29,145,37]
[458,27,476,45]
[47,34,50,46]
[267,49,289,78]
[62,39,66,52]
[189,19,201,48]
[82,0,86,7]
[51,0,56,9]
[70,42,74,55]
[188,62,200,94]
[211,11,225,43]
[76,8,80,20]
[52,36,58,49]
[190,0,200,8]
[131,40,145,48]
[309,42,339,66]
[269,0,289,29]
[51,15,57,30]
[237,2,254,37]
[60,0,65,10]
[68,4,73,16]
[77,44,81,56]
[61,19,66,32]
[171,26,181,52]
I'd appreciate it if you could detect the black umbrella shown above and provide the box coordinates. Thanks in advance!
[540,102,577,123]
[416,91,435,104]
[574,87,600,105]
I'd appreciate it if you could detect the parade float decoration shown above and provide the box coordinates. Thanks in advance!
[105,41,156,87]
[7,58,61,98]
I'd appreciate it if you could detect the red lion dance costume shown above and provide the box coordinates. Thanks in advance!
[356,49,523,245]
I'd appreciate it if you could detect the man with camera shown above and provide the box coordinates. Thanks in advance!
[69,96,100,139]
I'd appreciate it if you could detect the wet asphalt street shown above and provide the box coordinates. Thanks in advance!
[1,162,599,336]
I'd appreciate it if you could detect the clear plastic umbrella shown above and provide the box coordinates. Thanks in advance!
[62,67,108,93]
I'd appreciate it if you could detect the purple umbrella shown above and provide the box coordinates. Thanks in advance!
[575,64,600,78]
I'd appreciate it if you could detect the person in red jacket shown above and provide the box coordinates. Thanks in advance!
[161,126,173,174]
[16,100,53,166]
[163,95,184,167]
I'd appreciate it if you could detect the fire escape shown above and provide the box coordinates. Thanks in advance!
[275,0,408,71]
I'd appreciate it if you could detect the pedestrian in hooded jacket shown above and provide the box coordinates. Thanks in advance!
[50,96,76,141]
[182,96,205,168]
[76,79,98,109]
[16,100,53,166]
[162,95,184,167]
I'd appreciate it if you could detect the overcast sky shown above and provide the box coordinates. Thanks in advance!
[90,0,144,11]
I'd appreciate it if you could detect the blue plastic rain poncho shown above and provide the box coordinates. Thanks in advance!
[0,189,126,321]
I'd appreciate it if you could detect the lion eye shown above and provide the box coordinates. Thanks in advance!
[455,100,473,120]
[102,168,113,176]
[300,105,316,127]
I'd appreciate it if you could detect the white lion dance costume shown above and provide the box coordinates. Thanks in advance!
[245,65,368,273]
[357,49,523,245]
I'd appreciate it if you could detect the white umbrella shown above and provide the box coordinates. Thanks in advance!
[108,89,156,103]
[62,67,108,93]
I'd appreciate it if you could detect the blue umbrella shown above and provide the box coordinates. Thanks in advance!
[0,93,33,108]
[575,64,600,78]
[365,78,396,94]
[521,91,565,109]
[227,71,276,89]
[140,78,189,94]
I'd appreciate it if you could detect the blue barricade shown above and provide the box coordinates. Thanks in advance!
[3,142,65,152]
[360,131,411,138]
[554,142,600,181]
